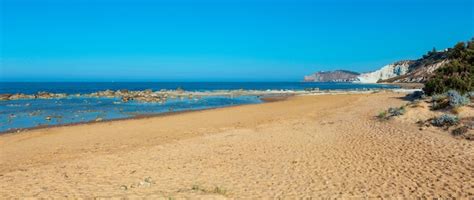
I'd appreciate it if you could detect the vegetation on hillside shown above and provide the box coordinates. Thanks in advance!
[423,38,474,95]
[377,39,474,140]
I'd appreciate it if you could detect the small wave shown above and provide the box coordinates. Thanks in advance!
[6,103,31,107]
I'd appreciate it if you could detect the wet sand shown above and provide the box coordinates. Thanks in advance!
[0,92,472,198]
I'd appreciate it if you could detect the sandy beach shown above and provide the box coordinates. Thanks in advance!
[0,92,472,198]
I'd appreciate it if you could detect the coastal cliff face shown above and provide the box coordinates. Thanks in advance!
[306,57,448,83]
[357,61,412,83]
[380,51,449,83]
[303,70,360,82]
[356,50,449,83]
[304,54,449,83]
[304,48,451,84]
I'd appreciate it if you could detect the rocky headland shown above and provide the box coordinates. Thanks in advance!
[303,70,360,82]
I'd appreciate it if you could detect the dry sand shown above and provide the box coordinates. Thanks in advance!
[0,92,472,198]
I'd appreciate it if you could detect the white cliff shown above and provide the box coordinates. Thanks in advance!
[356,61,411,83]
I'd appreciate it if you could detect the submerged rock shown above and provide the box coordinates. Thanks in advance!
[96,90,115,97]
[176,87,185,94]
[9,93,33,100]
[121,96,133,103]
[29,110,42,116]
[56,93,68,98]
[35,92,54,99]
[115,89,129,96]
[0,94,12,100]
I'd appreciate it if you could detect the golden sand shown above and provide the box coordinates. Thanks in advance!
[0,92,472,198]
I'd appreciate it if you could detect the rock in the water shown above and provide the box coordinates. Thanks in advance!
[0,94,12,101]
[97,90,115,97]
[9,93,32,100]
[36,92,54,99]
[176,87,185,93]
[121,96,132,103]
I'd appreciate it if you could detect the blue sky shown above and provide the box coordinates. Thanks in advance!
[1,0,473,81]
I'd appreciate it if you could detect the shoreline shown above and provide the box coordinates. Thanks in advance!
[0,94,293,135]
[1,90,411,135]
[0,90,398,135]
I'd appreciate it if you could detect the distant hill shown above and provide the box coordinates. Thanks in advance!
[303,70,360,82]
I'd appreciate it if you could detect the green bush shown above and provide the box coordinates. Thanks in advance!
[431,93,447,101]
[431,114,459,127]
[431,93,449,110]
[377,111,388,120]
[388,106,406,116]
[447,90,470,107]
[424,39,474,95]
[377,106,406,120]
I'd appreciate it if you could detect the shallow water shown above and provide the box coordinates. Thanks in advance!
[0,82,399,132]
[0,95,261,132]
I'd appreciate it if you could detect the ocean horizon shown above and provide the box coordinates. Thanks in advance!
[0,81,397,94]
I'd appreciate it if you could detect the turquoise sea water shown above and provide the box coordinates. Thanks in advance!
[0,82,398,132]
[0,95,262,132]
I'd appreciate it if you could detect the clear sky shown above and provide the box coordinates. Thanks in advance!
[1,0,473,82]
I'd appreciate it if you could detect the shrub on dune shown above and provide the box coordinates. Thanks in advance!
[431,114,459,127]
[452,126,469,136]
[447,90,470,108]
[377,111,388,120]
[388,106,406,116]
[431,93,449,110]
[377,106,406,120]
[468,91,474,98]
[431,93,447,102]
[407,91,426,100]
[430,90,470,110]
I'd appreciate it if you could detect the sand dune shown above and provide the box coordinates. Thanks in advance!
[0,92,472,198]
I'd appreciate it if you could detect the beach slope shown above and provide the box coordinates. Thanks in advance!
[0,93,472,198]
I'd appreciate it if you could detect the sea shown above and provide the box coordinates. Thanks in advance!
[0,82,397,132]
